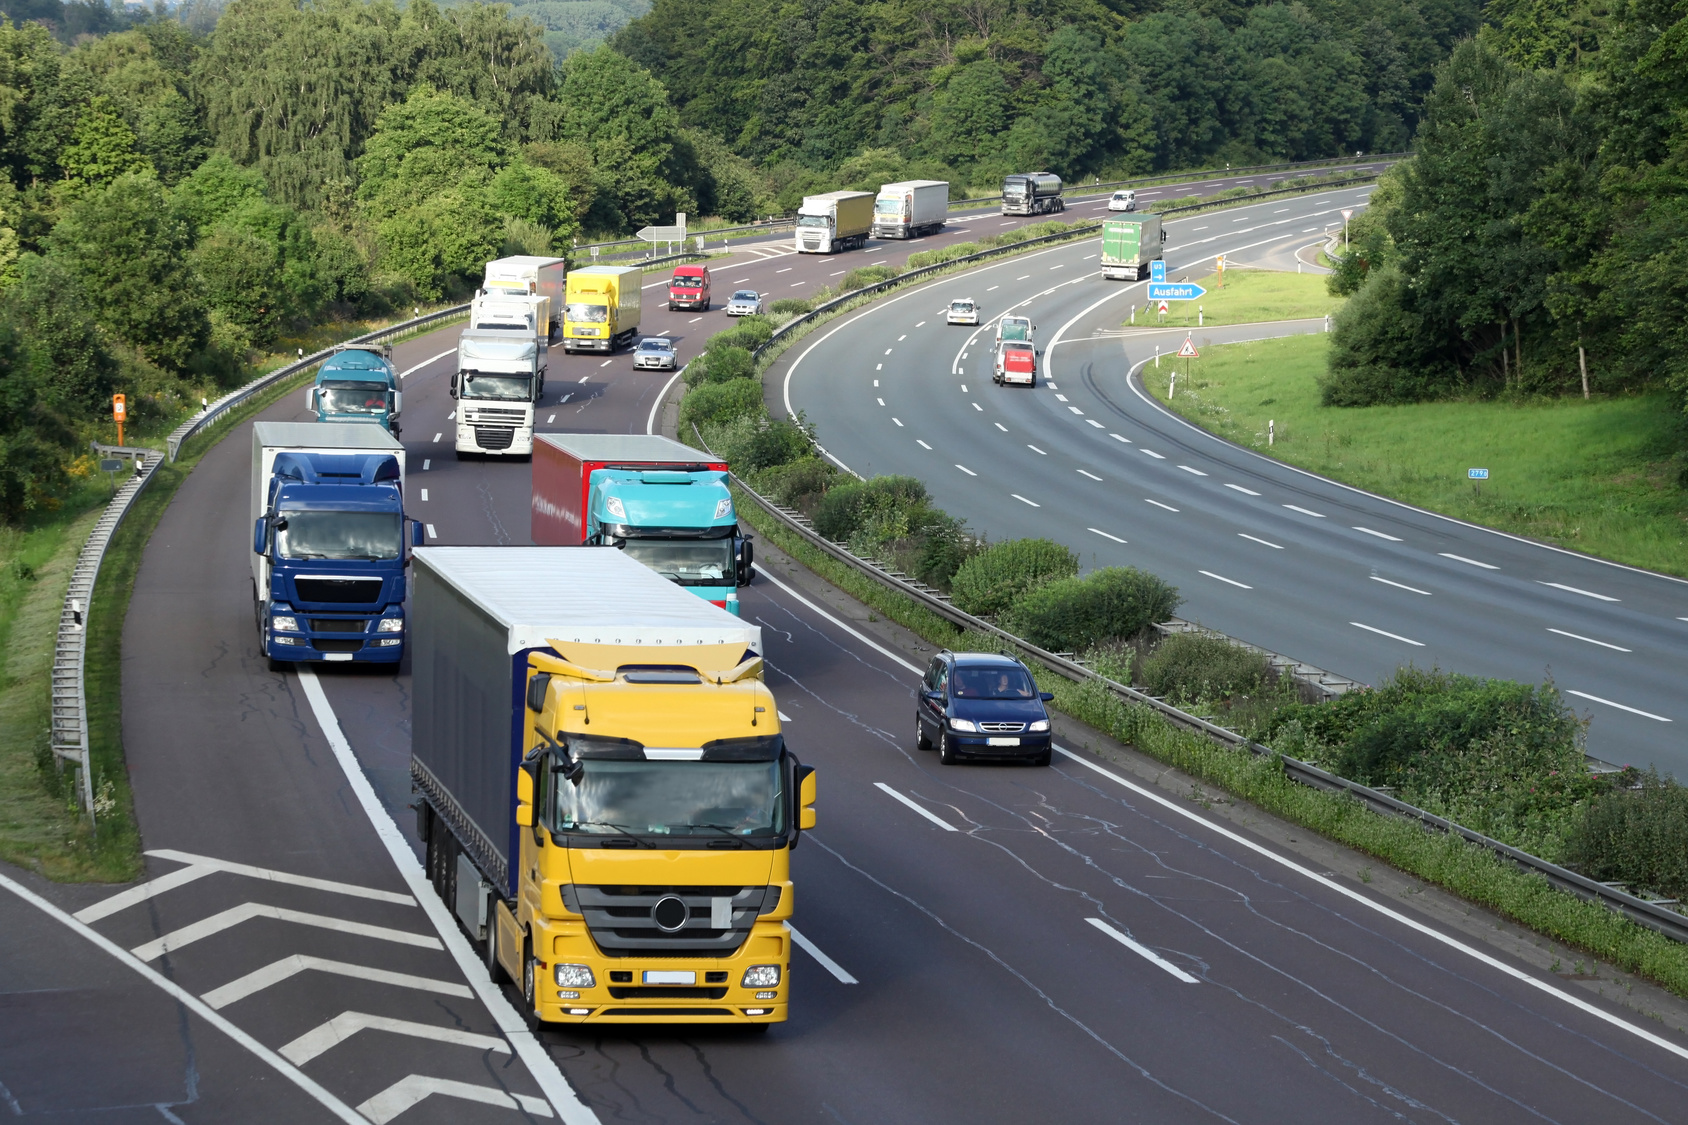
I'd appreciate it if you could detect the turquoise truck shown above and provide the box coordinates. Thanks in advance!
[531,433,753,614]
[306,343,401,437]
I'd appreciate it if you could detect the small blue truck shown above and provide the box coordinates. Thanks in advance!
[251,422,423,669]
[307,343,401,437]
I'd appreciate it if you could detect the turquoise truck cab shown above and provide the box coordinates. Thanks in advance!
[308,344,400,437]
[587,469,751,614]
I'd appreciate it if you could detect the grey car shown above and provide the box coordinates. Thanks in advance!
[725,289,764,316]
[632,336,677,370]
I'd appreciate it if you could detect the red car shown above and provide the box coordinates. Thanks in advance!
[994,342,1036,387]
[668,264,711,311]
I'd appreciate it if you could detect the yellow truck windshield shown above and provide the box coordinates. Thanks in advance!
[551,759,785,837]
[567,303,609,323]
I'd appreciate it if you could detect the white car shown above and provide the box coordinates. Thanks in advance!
[1107,190,1137,212]
[632,337,677,370]
[946,298,979,326]
[725,289,764,316]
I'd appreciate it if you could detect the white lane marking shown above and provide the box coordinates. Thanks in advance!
[689,316,703,323]
[790,925,859,984]
[831,271,846,276]
[1054,394,1069,402]
[75,861,218,923]
[874,782,958,832]
[131,903,441,961]
[420,489,429,501]
[426,524,438,540]
[885,348,894,355]
[1274,208,1289,213]
[1238,534,1282,550]
[546,415,555,423]
[202,955,471,1010]
[1566,690,1669,721]
[893,418,903,427]
[874,379,879,386]
[1354,526,1402,541]
[973,403,983,412]
[1372,576,1432,596]
[658,330,671,336]
[1085,918,1199,983]
[735,277,749,282]
[1016,275,1031,280]
[1440,552,1499,570]
[1068,406,1085,415]
[295,670,598,1123]
[280,1011,508,1067]
[987,285,999,291]
[0,872,369,1124]
[1086,419,1105,428]
[898,335,907,341]
[1144,499,1179,512]
[1050,264,1063,270]
[397,348,457,380]
[1178,465,1208,476]
[1548,628,1631,652]
[1538,581,1619,602]
[1055,744,1688,1064]
[916,321,926,327]
[578,374,589,382]
[1089,528,1127,543]
[422,459,430,470]
[876,363,883,371]
[358,1076,552,1125]
[776,267,792,273]
[1351,621,1425,646]
[1224,483,1260,495]
[1141,449,1165,459]
[1077,469,1103,481]
[960,383,969,392]
[1012,494,1041,507]
[432,433,442,443]
[447,411,456,421]
[1283,504,1325,518]
[1200,570,1252,589]
[995,422,1008,432]
[1028,444,1047,455]
[956,464,976,476]
[645,369,683,434]
[877,397,885,406]
[917,440,932,450]
[1193,226,1208,231]
[599,359,612,367]
[1110,433,1131,444]
[560,393,572,403]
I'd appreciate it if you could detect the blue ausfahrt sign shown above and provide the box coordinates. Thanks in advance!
[1147,282,1207,301]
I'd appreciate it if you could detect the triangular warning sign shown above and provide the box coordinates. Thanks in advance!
[1177,337,1199,358]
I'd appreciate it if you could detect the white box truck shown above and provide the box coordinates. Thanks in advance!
[451,330,546,458]
[482,256,566,336]
[794,190,875,253]
[872,180,948,239]
[469,291,552,347]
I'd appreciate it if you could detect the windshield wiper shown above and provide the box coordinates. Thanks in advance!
[568,821,652,845]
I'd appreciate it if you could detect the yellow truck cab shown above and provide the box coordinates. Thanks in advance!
[411,547,815,1027]
[562,265,642,354]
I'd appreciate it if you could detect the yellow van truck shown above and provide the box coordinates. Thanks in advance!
[411,546,816,1027]
[562,265,642,353]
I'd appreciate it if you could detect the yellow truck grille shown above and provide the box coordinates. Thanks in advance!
[563,884,779,956]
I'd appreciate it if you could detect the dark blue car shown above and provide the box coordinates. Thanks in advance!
[916,651,1054,766]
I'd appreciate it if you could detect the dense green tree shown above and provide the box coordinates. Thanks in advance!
[0,319,70,520]
[555,45,693,226]
[57,94,153,196]
[2,252,117,412]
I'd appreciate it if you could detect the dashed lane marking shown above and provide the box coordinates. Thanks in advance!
[1351,621,1425,646]
[1200,570,1252,589]
[426,524,438,540]
[917,440,932,450]
[1371,576,1431,596]
[874,782,957,832]
[956,464,976,476]
[1566,690,1669,721]
[1077,469,1103,481]
[790,925,859,984]
[1224,483,1260,495]
[1283,504,1325,518]
[1028,445,1046,455]
[1089,528,1126,543]
[1353,526,1401,541]
[397,349,457,380]
[1141,449,1165,459]
[1110,433,1131,444]
[1144,499,1179,512]
[1538,581,1619,602]
[1085,918,1199,983]
[1012,494,1040,507]
[1440,552,1499,570]
[420,489,428,502]
[1178,465,1207,476]
[1238,534,1282,549]
[1548,628,1631,653]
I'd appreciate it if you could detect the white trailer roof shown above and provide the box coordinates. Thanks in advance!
[415,547,760,655]
[253,421,403,452]
[535,433,714,462]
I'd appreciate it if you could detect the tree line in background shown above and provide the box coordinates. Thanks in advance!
[1326,0,1688,447]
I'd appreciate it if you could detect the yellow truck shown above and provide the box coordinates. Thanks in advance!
[411,546,815,1026]
[562,265,642,353]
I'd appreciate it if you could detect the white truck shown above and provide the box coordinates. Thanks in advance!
[794,190,875,253]
[482,256,566,337]
[872,180,948,239]
[469,291,552,347]
[451,329,546,459]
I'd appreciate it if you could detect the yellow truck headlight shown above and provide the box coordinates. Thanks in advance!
[741,964,780,988]
[554,964,595,988]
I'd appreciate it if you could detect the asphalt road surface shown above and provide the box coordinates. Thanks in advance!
[8,168,1688,1124]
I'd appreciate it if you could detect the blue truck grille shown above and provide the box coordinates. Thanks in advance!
[295,578,383,603]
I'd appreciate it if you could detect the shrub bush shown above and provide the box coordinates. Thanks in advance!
[1140,632,1272,702]
[907,241,983,270]
[1564,769,1688,898]
[728,314,776,345]
[812,474,929,541]
[701,412,812,472]
[949,538,1077,617]
[697,344,753,384]
[1005,566,1181,653]
[769,297,812,316]
[705,327,763,354]
[842,265,898,290]
[750,457,835,510]
[679,378,763,432]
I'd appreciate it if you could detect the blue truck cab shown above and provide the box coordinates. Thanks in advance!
[307,343,401,437]
[590,469,750,614]
[250,422,422,669]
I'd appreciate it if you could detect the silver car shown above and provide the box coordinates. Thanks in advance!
[725,289,764,316]
[1107,190,1136,212]
[632,336,677,370]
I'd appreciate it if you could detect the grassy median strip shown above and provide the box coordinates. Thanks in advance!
[734,487,1688,999]
[1126,269,1341,330]
[1150,333,1688,577]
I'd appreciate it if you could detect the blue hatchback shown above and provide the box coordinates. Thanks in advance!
[916,651,1054,766]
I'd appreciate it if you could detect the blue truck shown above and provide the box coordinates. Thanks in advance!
[531,433,753,614]
[251,422,423,670]
[306,343,401,437]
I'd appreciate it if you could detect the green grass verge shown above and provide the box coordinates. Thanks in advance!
[1124,269,1342,330]
[735,483,1688,998]
[1150,334,1688,577]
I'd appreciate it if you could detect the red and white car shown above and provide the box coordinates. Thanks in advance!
[994,342,1036,387]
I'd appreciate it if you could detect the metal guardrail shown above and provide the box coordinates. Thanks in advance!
[727,475,1688,945]
[165,303,471,462]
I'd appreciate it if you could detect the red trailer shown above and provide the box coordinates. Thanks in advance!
[531,433,728,545]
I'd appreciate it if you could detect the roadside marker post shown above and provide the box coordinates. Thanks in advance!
[1341,208,1354,248]
[1469,467,1488,496]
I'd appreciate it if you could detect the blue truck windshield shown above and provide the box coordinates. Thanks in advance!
[319,382,390,414]
[616,536,734,586]
[277,511,402,560]
[551,759,784,837]
[459,373,532,401]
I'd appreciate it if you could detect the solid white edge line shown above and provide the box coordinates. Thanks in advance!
[1565,690,1671,722]
[646,367,684,435]
[1052,745,1688,1062]
[1084,918,1200,983]
[1350,621,1425,646]
[754,546,1688,1060]
[0,870,369,1124]
[874,782,959,832]
[295,670,599,1125]
[788,925,859,984]
[397,348,458,380]
[1546,628,1631,653]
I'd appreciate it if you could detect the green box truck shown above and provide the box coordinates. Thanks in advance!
[1101,215,1164,281]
